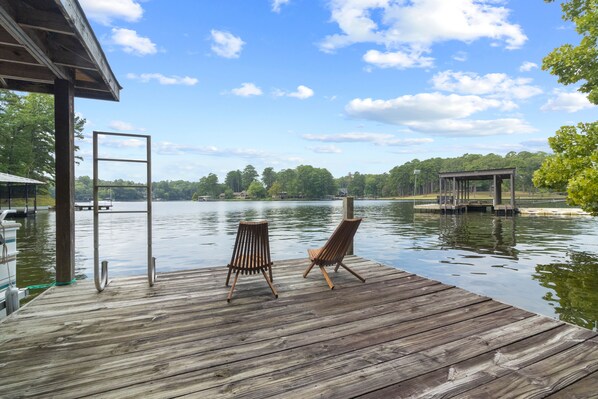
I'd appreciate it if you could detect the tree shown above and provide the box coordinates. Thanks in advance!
[225,170,242,192]
[241,164,258,190]
[543,0,598,104]
[533,122,598,215]
[197,173,221,197]
[261,167,277,190]
[533,1,598,214]
[247,180,266,198]
[0,90,85,183]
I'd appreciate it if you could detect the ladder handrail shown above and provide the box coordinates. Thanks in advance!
[93,131,155,293]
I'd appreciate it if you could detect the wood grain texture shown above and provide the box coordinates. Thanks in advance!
[0,256,595,398]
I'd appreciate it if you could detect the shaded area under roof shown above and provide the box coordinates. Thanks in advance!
[0,172,43,184]
[0,0,120,101]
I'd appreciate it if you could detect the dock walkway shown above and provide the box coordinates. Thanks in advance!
[1,257,596,398]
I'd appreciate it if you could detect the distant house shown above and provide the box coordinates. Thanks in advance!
[272,191,288,200]
[234,191,248,199]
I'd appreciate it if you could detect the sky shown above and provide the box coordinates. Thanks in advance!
[73,0,597,182]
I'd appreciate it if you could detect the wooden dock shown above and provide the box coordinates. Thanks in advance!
[1,256,596,398]
[74,202,112,211]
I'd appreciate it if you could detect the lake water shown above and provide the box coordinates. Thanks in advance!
[14,200,598,330]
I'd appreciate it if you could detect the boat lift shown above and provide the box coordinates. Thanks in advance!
[93,131,156,292]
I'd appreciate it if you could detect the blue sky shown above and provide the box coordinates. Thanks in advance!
[74,0,597,182]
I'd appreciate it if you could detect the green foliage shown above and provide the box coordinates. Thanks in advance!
[225,170,242,192]
[534,122,598,215]
[197,173,222,198]
[0,90,85,184]
[247,180,267,198]
[241,164,259,190]
[261,167,277,190]
[543,0,598,104]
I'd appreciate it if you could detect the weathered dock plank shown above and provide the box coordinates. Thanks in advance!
[0,256,595,398]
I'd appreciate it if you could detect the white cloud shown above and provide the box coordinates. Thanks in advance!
[210,30,245,59]
[274,85,314,99]
[288,85,314,99]
[520,61,538,72]
[346,93,505,123]
[431,70,543,100]
[111,28,157,55]
[541,90,595,113]
[109,120,146,132]
[272,0,290,13]
[452,51,468,62]
[303,132,433,146]
[320,0,527,68]
[127,73,198,86]
[79,0,143,25]
[406,118,536,136]
[363,49,433,69]
[231,83,263,97]
[156,142,266,158]
[309,145,343,154]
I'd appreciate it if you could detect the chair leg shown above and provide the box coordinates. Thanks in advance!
[269,266,274,283]
[227,270,240,302]
[225,267,232,286]
[337,262,365,283]
[319,265,335,290]
[303,260,317,278]
[334,263,340,272]
[262,270,278,298]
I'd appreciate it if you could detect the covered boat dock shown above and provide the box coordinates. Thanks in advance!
[0,0,121,284]
[0,172,44,216]
[424,168,518,215]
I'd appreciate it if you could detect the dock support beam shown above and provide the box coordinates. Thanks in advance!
[54,78,76,284]
[343,196,354,255]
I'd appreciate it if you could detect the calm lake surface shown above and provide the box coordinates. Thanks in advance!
[15,200,598,330]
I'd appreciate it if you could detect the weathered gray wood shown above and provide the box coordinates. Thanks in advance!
[359,324,596,398]
[0,258,595,399]
[547,371,598,398]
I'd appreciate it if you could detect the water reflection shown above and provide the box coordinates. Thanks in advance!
[533,251,598,331]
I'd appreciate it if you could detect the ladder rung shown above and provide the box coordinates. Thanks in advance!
[99,211,148,214]
[95,184,149,189]
[96,157,148,163]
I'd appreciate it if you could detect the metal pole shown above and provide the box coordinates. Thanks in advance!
[147,135,155,286]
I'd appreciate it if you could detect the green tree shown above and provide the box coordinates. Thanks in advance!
[543,0,598,104]
[225,170,242,192]
[261,167,277,190]
[533,1,598,214]
[533,122,598,215]
[241,164,258,190]
[197,173,221,197]
[268,181,283,198]
[247,180,266,198]
[0,90,85,183]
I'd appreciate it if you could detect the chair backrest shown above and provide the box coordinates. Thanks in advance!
[316,218,362,265]
[229,221,272,273]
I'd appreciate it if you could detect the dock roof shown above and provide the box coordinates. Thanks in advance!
[0,172,44,184]
[0,0,121,101]
[439,168,516,181]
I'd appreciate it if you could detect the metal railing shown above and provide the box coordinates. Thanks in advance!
[93,131,155,292]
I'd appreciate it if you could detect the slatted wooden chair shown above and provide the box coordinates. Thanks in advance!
[303,218,364,289]
[225,220,277,302]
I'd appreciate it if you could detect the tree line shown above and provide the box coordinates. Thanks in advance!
[73,151,550,201]
[0,90,85,190]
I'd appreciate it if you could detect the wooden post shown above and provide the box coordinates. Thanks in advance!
[510,172,516,212]
[54,78,75,284]
[343,196,354,255]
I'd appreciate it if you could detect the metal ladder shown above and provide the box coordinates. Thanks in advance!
[93,131,155,292]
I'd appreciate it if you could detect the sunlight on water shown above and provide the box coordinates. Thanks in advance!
[15,200,598,331]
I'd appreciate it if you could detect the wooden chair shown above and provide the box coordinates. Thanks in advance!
[226,221,277,302]
[303,218,364,289]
